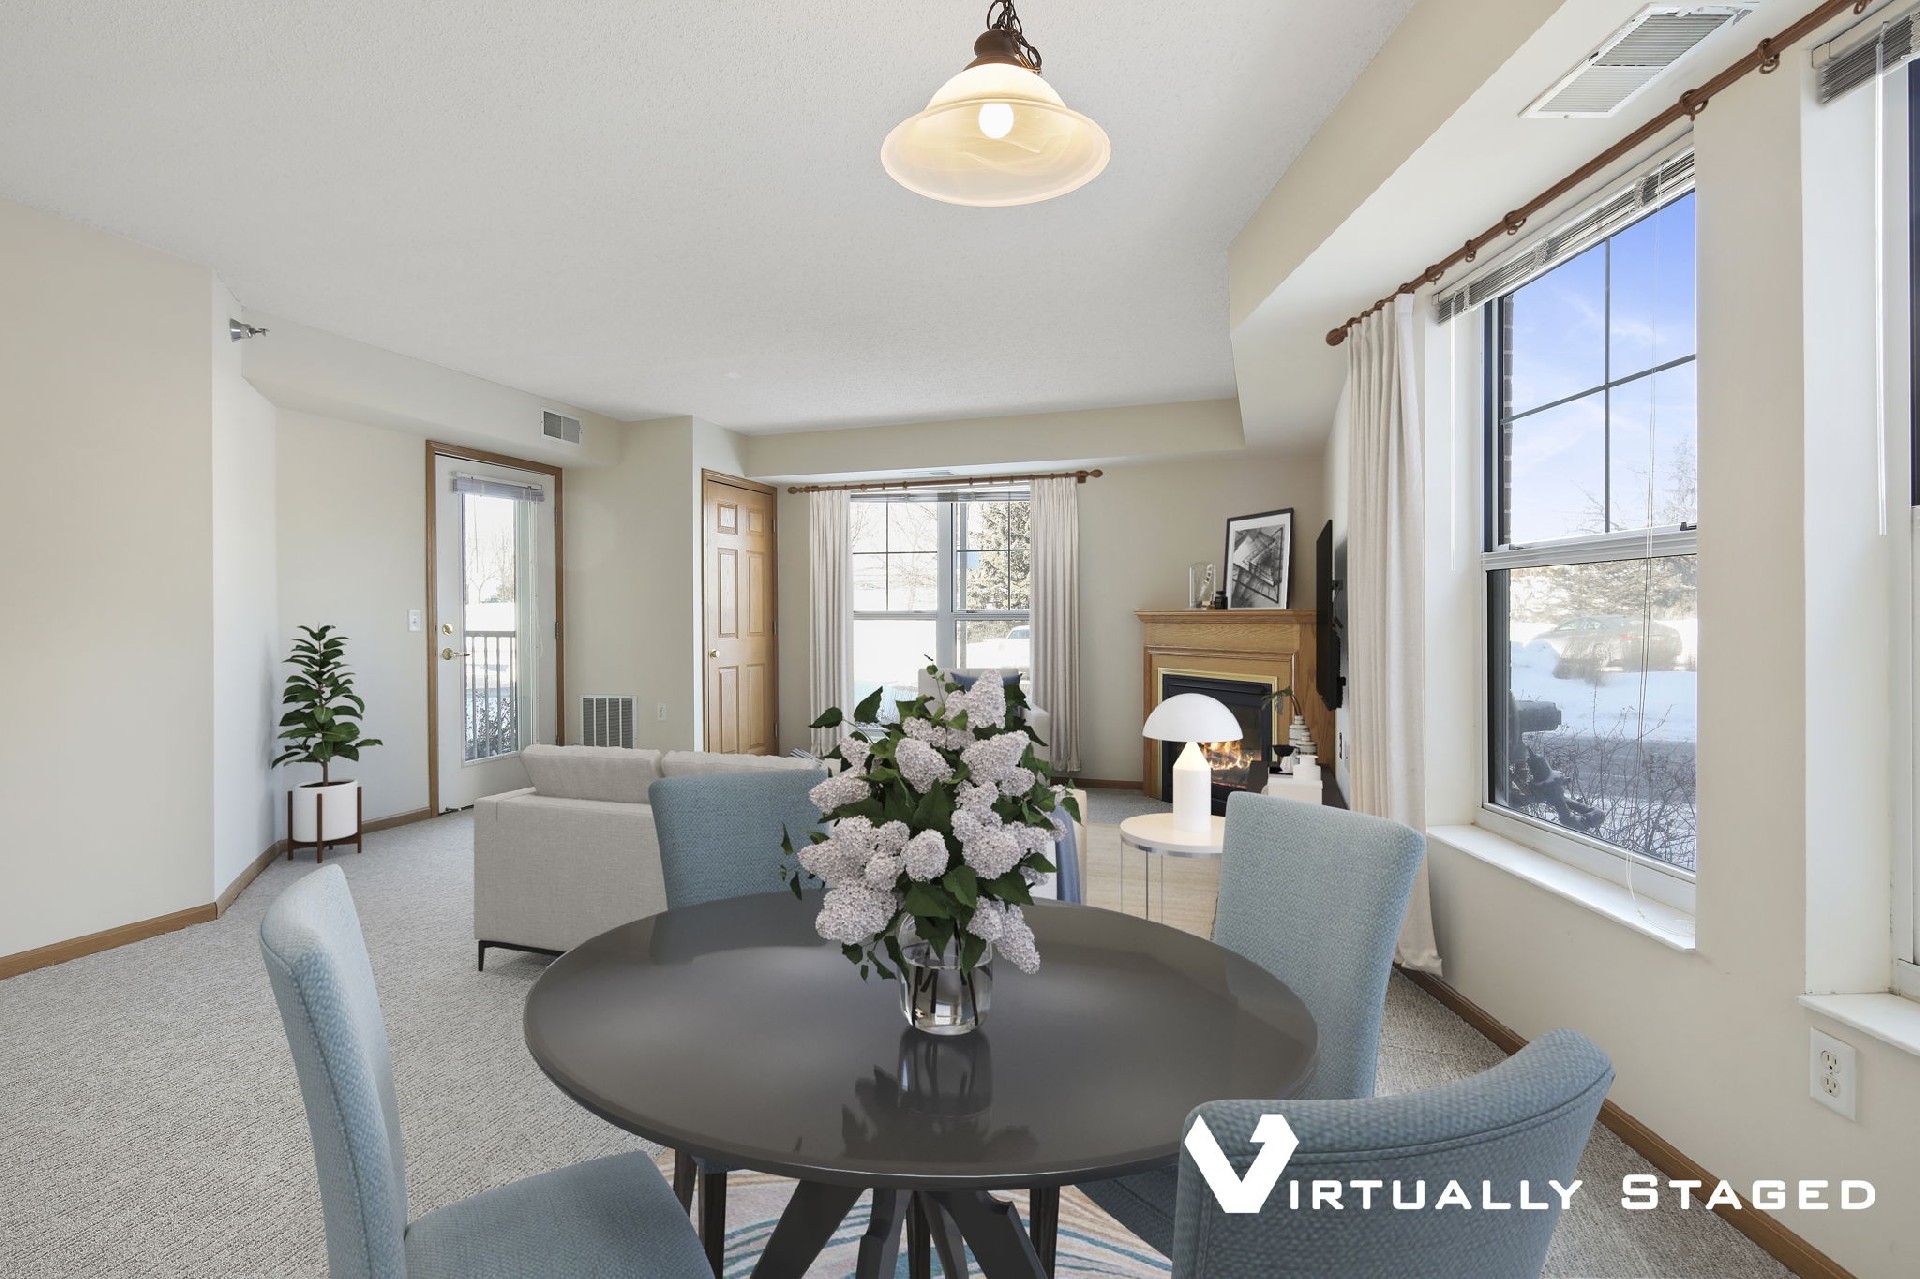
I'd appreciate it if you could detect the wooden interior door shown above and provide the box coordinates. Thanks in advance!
[702,472,777,754]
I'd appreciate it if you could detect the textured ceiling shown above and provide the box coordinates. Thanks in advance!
[0,1,1413,432]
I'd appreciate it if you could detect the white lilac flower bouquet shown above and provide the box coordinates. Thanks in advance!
[782,665,1080,980]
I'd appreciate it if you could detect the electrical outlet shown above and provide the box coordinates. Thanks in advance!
[1809,1028,1857,1120]
[656,702,668,722]
[407,609,422,632]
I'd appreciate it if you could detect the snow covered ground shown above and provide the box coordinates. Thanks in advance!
[1508,638,1696,743]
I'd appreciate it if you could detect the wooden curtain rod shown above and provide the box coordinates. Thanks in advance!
[1327,0,1870,346]
[786,468,1104,494]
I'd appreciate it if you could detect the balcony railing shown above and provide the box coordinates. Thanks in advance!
[464,630,518,761]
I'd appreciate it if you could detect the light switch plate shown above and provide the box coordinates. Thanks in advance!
[408,609,423,632]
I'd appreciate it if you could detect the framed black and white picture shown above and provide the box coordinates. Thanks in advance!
[1224,507,1293,609]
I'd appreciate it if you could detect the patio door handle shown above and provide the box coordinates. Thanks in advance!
[440,647,469,660]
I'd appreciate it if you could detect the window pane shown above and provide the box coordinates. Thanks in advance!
[852,553,888,611]
[853,619,937,721]
[1607,362,1697,531]
[888,503,939,553]
[964,501,1011,550]
[1608,194,1696,378]
[961,550,1008,611]
[851,501,885,554]
[1504,244,1606,415]
[1006,540,1031,610]
[888,552,938,611]
[1492,556,1698,871]
[956,619,1031,674]
[1505,390,1607,544]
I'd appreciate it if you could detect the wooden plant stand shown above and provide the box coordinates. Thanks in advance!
[287,785,364,864]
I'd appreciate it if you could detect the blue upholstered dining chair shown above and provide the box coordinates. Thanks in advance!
[258,865,707,1279]
[648,769,826,1268]
[1082,791,1426,1254]
[1167,1030,1614,1279]
[649,768,826,909]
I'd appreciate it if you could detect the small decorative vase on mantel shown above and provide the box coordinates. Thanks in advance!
[783,666,1079,1037]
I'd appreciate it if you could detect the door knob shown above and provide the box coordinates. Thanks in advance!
[440,647,469,660]
[708,649,719,658]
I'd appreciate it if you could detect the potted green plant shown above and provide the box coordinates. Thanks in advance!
[273,624,382,850]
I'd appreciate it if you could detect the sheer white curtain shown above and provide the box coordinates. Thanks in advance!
[1029,477,1081,773]
[1347,296,1441,973]
[808,490,851,755]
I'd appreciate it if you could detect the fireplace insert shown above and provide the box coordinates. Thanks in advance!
[1156,673,1275,814]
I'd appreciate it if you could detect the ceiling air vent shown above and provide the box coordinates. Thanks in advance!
[542,410,583,445]
[1524,5,1752,119]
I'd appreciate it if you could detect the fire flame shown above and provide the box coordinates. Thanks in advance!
[1201,740,1255,772]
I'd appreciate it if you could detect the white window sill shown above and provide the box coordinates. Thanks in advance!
[1798,993,1920,1058]
[1428,824,1698,952]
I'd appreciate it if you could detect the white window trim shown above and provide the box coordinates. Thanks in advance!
[1889,75,1920,993]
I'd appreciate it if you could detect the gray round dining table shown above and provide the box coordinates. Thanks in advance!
[524,891,1318,1279]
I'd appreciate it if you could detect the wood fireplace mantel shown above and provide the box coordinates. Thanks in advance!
[1137,609,1334,801]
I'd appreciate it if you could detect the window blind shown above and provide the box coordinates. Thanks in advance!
[1817,5,1918,104]
[452,474,546,503]
[1433,149,1695,324]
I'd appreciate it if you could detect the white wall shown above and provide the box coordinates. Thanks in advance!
[210,280,280,895]
[565,417,702,749]
[275,411,429,825]
[771,446,1325,780]
[1394,51,1920,1277]
[0,199,216,955]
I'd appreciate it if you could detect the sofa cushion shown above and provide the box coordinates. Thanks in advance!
[521,744,662,803]
[658,751,824,778]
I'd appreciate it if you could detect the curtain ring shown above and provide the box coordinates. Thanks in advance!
[1680,90,1708,118]
[1757,39,1780,74]
[1502,211,1527,235]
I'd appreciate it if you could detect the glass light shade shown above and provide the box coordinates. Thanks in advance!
[882,61,1111,207]
[1141,693,1243,744]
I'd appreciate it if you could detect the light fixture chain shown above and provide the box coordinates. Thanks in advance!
[986,0,1042,71]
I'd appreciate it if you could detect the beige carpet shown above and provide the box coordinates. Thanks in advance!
[0,810,1787,1277]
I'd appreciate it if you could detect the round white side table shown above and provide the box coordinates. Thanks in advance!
[1118,812,1225,923]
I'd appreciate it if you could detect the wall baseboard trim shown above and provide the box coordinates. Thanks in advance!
[1070,777,1141,790]
[1397,968,1853,1279]
[5,807,445,982]
[214,806,436,916]
[0,904,217,981]
[216,841,286,915]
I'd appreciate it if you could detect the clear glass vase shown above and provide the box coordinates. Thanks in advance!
[898,939,993,1036]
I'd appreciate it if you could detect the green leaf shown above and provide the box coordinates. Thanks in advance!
[960,933,987,971]
[903,883,951,920]
[853,685,886,724]
[809,706,845,730]
[985,872,1033,906]
[942,864,978,908]
[913,785,955,833]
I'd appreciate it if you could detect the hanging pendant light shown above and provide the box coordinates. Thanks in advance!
[882,0,1111,207]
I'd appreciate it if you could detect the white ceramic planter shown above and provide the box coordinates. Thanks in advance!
[290,780,360,843]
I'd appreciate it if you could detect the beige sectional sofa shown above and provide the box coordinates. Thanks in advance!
[472,744,824,967]
[473,742,1089,969]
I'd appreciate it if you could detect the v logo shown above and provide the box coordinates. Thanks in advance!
[1183,1113,1301,1213]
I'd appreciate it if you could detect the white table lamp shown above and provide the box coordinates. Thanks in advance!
[1142,693,1243,834]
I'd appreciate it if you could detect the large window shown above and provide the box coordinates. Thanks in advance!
[851,494,1031,716]
[1485,193,1699,878]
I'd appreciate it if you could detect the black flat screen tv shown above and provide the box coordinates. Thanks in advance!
[1315,520,1343,710]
